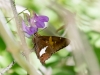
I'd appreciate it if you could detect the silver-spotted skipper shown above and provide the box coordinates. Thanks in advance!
[33,33,70,64]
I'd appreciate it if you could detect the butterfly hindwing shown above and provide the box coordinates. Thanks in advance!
[33,36,53,64]
[33,35,70,64]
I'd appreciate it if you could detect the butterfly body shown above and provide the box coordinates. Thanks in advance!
[33,33,70,64]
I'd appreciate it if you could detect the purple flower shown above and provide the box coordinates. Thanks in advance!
[34,14,49,28]
[22,13,49,37]
[22,21,38,37]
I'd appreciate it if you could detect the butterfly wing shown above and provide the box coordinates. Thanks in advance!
[33,36,53,64]
[39,36,70,53]
[33,35,70,64]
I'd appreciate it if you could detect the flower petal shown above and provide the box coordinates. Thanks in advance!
[30,26,38,34]
[24,33,32,38]
[26,26,38,35]
[24,27,37,38]
[22,20,38,36]
[35,21,45,28]
[34,14,49,22]
[37,16,49,22]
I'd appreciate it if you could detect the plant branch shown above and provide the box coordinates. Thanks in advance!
[10,0,30,60]
[0,8,40,75]
[0,60,15,75]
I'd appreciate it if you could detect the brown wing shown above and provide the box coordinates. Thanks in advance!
[33,35,53,64]
[33,35,70,64]
[39,36,70,52]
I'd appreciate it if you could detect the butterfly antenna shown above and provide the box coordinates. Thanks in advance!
[38,27,47,34]
[7,8,28,23]
[56,25,65,33]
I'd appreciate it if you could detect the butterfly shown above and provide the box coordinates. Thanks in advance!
[33,33,70,64]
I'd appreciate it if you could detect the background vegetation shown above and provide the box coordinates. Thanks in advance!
[0,0,100,75]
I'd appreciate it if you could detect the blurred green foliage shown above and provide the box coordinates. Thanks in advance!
[0,0,100,75]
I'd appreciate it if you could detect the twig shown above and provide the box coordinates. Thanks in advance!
[0,60,15,75]
[10,0,30,60]
[0,8,40,75]
[0,0,41,75]
[7,8,27,23]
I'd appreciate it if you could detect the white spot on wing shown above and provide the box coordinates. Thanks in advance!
[40,46,48,57]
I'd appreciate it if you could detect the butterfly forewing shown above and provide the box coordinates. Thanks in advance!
[33,35,70,64]
[39,36,70,52]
